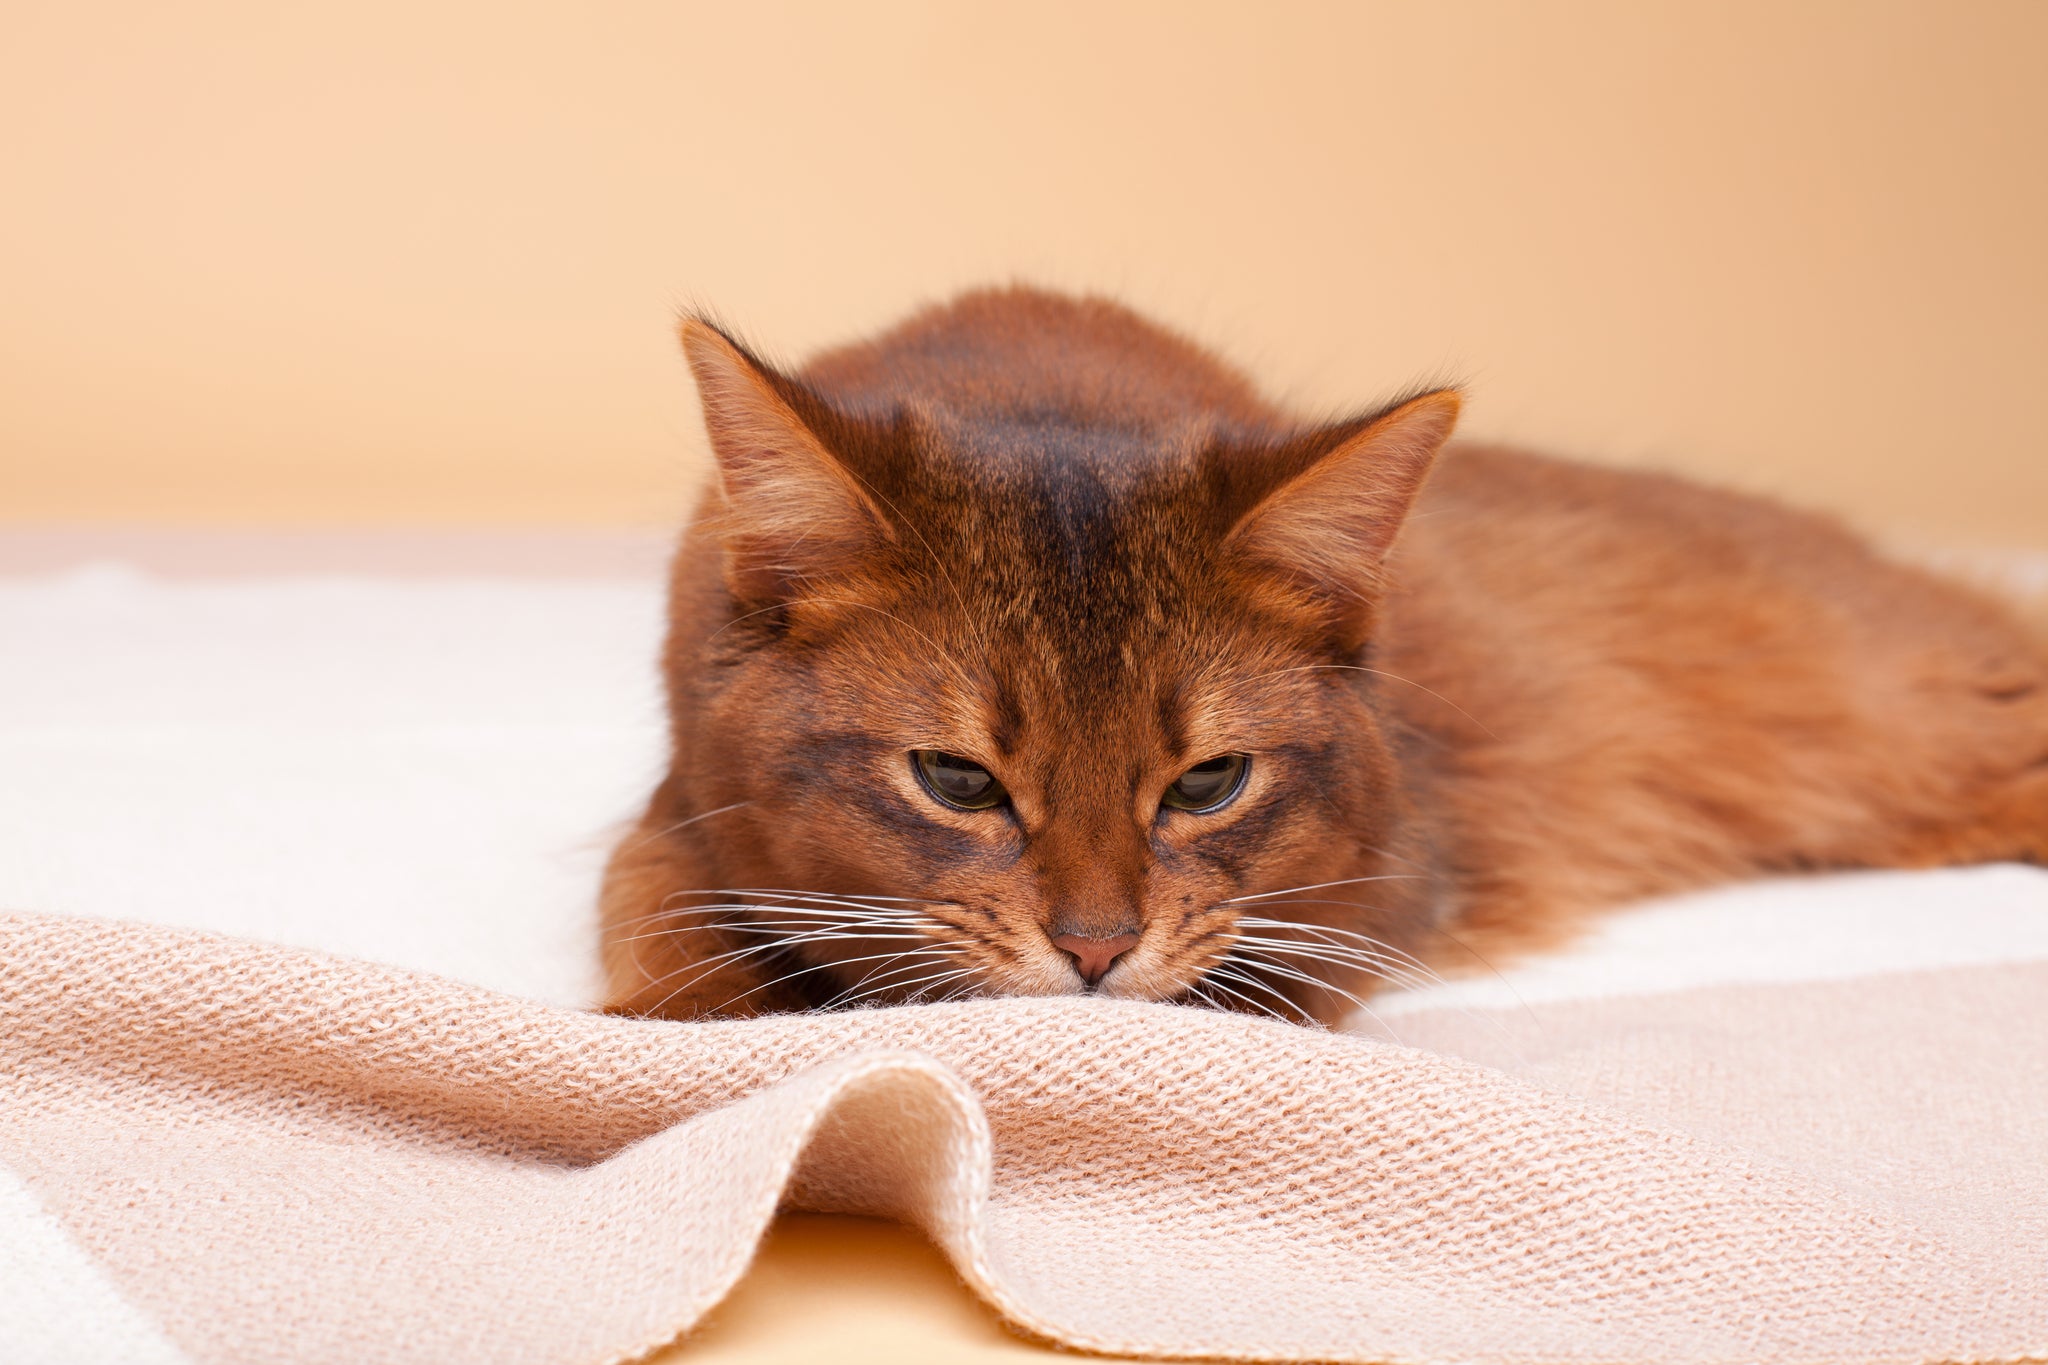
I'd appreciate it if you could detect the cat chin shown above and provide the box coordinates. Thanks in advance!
[1089,956,1201,1004]
[963,954,1192,1005]
[966,958,1090,1001]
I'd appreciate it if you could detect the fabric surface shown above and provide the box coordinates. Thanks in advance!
[4,911,2046,1365]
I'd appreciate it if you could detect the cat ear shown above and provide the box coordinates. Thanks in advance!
[682,319,894,608]
[1229,389,1461,639]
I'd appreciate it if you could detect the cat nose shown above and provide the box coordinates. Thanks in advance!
[1050,932,1140,986]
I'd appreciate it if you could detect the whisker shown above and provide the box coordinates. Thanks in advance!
[928,977,987,1006]
[610,892,951,934]
[1242,918,1538,1062]
[827,947,966,998]
[1230,922,1443,980]
[896,967,983,1005]
[647,888,942,908]
[1198,966,1301,1025]
[656,893,935,919]
[676,887,958,907]
[1227,935,1439,994]
[818,939,968,1007]
[606,899,937,941]
[638,906,924,929]
[655,925,944,1007]
[834,964,980,1010]
[606,886,958,936]
[610,878,981,1019]
[1224,950,1400,1041]
[616,802,754,856]
[1223,896,1396,918]
[1235,916,1447,987]
[607,894,939,940]
[607,923,934,950]
[1222,874,1424,904]
[685,924,931,940]
[1236,916,1443,974]
[687,943,958,1018]
[605,903,939,949]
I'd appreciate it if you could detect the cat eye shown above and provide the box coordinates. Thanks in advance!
[1162,754,1249,813]
[913,750,1007,811]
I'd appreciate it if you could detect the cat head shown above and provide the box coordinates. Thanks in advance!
[646,312,1458,1021]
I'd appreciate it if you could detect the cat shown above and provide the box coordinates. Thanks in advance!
[600,286,2048,1026]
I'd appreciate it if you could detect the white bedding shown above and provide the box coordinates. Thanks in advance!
[3,560,2045,1018]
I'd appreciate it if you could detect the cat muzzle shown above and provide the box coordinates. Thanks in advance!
[1050,931,1140,986]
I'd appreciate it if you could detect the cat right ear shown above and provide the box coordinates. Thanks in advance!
[1226,389,1461,648]
[681,319,895,609]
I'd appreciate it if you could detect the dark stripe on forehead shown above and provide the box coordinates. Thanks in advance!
[986,682,1027,759]
[1154,675,1190,759]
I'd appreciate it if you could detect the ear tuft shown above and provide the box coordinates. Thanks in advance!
[1229,389,1461,641]
[682,319,892,608]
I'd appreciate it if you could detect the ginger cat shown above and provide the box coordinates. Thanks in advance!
[601,287,2048,1026]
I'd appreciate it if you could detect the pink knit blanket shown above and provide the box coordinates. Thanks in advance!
[3,911,2044,1365]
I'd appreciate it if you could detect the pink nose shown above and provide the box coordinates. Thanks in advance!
[1051,932,1140,986]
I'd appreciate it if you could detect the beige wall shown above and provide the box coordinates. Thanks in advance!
[3,1,2044,547]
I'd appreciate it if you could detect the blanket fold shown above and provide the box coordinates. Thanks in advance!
[2,911,2044,1365]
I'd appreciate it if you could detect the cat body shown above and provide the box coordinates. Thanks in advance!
[602,288,2048,1024]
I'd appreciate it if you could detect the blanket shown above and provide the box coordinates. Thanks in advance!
[4,910,2044,1365]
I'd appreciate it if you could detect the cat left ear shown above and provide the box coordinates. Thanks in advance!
[1229,389,1461,639]
[682,318,895,609]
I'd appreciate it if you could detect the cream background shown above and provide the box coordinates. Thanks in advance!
[3,1,2045,544]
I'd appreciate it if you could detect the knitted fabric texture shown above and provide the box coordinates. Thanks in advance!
[2,912,2044,1365]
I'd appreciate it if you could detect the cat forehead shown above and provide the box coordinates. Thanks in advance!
[902,407,1223,506]
[806,409,1330,712]
[934,521,1223,671]
[961,642,1313,774]
[868,459,1272,677]
[900,437,1226,594]
[872,583,1299,735]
